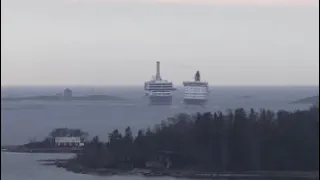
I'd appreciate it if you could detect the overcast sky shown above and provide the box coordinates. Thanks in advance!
[1,0,319,86]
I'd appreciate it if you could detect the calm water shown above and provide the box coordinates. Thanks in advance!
[1,86,318,180]
[0,152,184,180]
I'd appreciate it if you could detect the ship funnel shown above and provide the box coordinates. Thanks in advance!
[156,61,161,80]
[195,71,200,81]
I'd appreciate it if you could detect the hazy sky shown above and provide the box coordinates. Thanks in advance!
[1,0,319,86]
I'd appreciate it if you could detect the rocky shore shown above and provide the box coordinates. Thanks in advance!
[2,145,318,179]
[40,158,319,179]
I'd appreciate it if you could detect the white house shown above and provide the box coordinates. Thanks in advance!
[54,137,84,147]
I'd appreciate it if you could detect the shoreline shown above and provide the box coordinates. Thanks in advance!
[39,158,319,179]
[1,146,82,154]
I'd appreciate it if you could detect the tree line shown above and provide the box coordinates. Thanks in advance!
[76,105,319,171]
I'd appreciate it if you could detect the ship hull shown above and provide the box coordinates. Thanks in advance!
[148,96,173,105]
[183,98,208,106]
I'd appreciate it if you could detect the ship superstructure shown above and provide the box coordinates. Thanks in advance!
[144,61,174,105]
[183,71,209,105]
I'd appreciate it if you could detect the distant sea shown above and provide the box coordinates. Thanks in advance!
[1,86,318,145]
[1,86,318,180]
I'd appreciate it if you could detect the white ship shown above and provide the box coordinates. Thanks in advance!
[144,61,174,105]
[183,71,209,106]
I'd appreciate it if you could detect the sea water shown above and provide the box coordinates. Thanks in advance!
[1,86,318,180]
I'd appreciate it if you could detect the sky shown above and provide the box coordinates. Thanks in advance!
[1,0,319,86]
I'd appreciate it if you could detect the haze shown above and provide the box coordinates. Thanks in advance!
[1,0,319,86]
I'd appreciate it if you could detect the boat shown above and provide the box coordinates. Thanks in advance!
[183,71,209,106]
[144,62,174,105]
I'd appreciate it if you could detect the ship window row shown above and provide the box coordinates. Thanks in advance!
[185,87,208,89]
[147,87,173,90]
[148,87,173,88]
[185,94,207,97]
[147,86,173,88]
[185,89,208,92]
[150,90,172,92]
[184,85,208,87]
[185,92,208,94]
[185,93,207,95]
[151,91,172,94]
[148,84,173,85]
[147,85,173,87]
[151,93,172,95]
[185,89,208,91]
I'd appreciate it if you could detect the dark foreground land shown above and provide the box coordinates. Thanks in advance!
[3,105,319,179]
[39,158,318,179]
[52,106,319,178]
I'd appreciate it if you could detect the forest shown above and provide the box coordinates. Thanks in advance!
[69,105,319,171]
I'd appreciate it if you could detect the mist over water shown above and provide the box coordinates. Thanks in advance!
[1,86,318,145]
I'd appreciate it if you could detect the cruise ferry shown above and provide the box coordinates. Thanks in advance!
[183,71,209,106]
[144,62,174,105]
